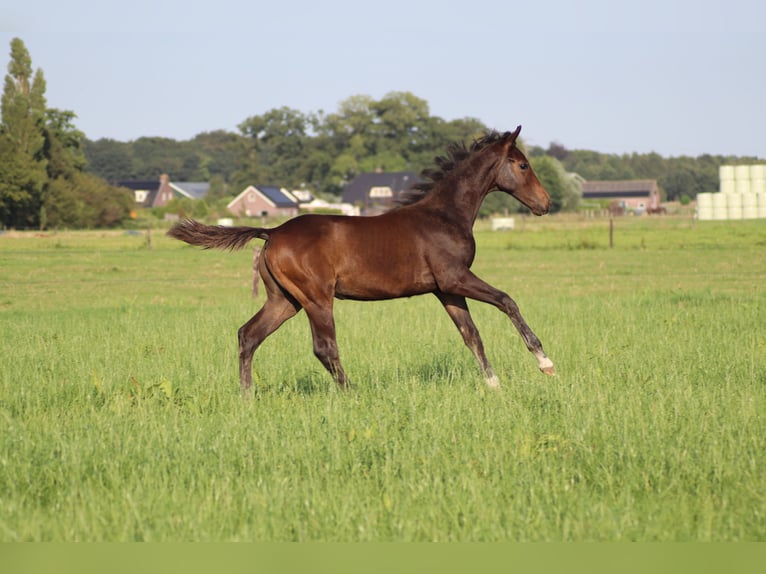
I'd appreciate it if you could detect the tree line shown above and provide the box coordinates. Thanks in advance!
[2,37,763,229]
[83,105,764,216]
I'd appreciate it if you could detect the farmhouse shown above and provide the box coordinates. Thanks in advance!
[227,185,300,218]
[581,179,660,214]
[117,179,158,206]
[118,174,210,208]
[342,171,422,215]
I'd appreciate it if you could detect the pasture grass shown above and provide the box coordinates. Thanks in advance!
[0,217,764,541]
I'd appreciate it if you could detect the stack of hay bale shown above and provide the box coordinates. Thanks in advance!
[697,165,766,220]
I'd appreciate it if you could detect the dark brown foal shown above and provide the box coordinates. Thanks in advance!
[168,126,555,392]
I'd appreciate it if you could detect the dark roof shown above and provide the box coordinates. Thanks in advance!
[115,180,158,191]
[258,185,297,208]
[342,172,422,204]
[581,180,658,199]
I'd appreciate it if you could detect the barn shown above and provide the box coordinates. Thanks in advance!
[581,180,661,214]
[341,171,422,215]
[227,185,300,218]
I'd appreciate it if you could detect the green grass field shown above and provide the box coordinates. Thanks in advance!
[1,216,764,541]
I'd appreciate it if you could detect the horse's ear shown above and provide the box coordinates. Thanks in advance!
[509,125,522,143]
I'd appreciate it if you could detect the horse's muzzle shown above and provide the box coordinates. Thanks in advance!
[532,197,552,216]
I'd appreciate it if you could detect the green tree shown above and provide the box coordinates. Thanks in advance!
[413,115,487,174]
[366,91,430,169]
[205,173,229,202]
[0,38,48,228]
[313,93,487,193]
[318,94,410,186]
[661,165,698,201]
[131,137,186,179]
[238,106,310,188]
[530,155,581,212]
[190,130,246,181]
[83,138,135,181]
[43,108,87,177]
[43,171,132,229]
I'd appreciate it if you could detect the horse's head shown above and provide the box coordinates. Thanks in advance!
[494,126,551,216]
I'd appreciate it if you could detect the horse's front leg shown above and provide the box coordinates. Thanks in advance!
[434,291,500,388]
[440,270,555,376]
[501,294,556,376]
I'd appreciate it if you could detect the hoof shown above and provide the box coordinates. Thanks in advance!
[485,374,501,390]
[540,365,557,376]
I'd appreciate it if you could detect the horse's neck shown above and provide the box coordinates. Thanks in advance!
[423,155,497,227]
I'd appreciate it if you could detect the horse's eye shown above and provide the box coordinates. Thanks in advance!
[519,162,529,170]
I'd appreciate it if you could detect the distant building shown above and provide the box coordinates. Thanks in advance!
[169,181,210,201]
[581,180,660,214]
[300,198,360,216]
[342,171,421,215]
[289,189,314,203]
[117,180,158,206]
[227,185,300,218]
[117,175,210,208]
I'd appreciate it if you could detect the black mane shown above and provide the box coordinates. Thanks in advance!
[396,130,513,207]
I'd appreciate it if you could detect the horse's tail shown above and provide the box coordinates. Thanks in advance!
[167,219,270,251]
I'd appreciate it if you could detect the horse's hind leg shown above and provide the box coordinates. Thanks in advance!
[238,259,300,393]
[238,295,299,393]
[238,294,299,393]
[435,292,500,388]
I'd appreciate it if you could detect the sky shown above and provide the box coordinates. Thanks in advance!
[2,0,764,158]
